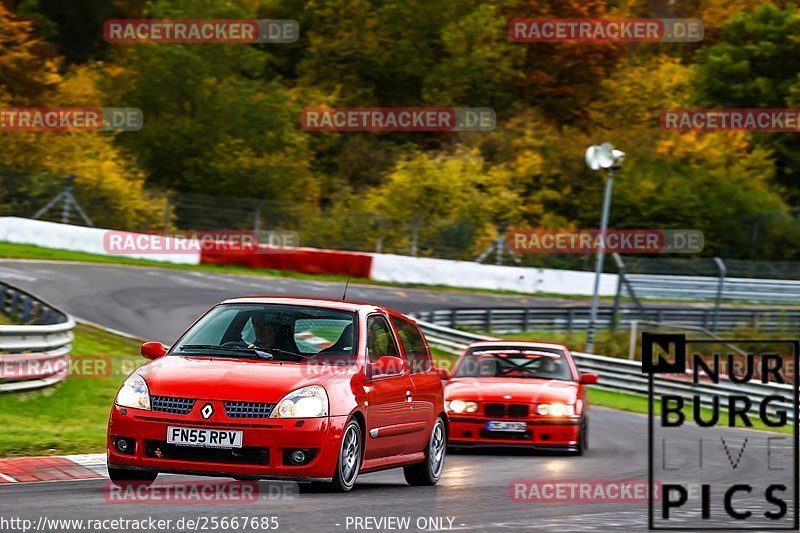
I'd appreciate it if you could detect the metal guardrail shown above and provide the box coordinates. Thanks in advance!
[0,282,74,392]
[413,306,800,334]
[417,319,795,418]
[626,273,800,304]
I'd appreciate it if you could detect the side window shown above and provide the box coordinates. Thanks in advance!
[366,315,399,363]
[391,317,431,373]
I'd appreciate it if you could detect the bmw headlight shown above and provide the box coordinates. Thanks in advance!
[271,385,329,418]
[115,374,151,410]
[445,400,479,414]
[536,402,574,417]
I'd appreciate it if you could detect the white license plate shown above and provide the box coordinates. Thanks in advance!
[486,421,527,432]
[167,426,243,448]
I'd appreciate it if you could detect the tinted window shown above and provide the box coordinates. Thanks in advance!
[173,304,356,364]
[391,316,430,373]
[366,315,399,363]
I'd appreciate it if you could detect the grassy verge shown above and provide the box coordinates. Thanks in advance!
[588,388,791,434]
[0,324,142,457]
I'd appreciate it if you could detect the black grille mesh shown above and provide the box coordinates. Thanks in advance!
[508,404,530,418]
[151,396,195,415]
[223,401,274,418]
[484,404,505,417]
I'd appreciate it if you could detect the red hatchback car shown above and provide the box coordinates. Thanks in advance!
[107,297,446,492]
[441,341,598,454]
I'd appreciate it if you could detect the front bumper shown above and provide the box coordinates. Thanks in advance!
[107,404,348,480]
[447,416,582,449]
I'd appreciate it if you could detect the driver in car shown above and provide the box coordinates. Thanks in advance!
[251,314,280,348]
[536,356,562,378]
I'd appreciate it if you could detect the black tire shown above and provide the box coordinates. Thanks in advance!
[107,464,158,488]
[404,417,446,486]
[571,420,588,456]
[328,418,363,492]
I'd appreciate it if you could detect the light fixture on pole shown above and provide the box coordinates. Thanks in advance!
[584,143,624,353]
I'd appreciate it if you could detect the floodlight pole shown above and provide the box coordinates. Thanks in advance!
[584,167,614,353]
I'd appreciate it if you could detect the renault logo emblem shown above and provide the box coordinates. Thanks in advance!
[201,403,214,419]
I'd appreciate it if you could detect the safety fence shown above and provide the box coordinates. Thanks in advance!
[417,319,795,418]
[412,306,800,334]
[625,274,800,304]
[0,282,74,392]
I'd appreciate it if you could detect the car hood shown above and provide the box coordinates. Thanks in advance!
[138,355,352,403]
[444,377,578,404]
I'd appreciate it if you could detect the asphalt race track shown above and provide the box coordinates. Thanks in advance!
[0,260,795,532]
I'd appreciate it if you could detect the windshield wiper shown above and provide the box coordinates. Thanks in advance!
[179,344,273,360]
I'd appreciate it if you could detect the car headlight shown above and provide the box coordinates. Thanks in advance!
[536,403,574,417]
[445,400,479,414]
[271,385,329,418]
[115,374,151,410]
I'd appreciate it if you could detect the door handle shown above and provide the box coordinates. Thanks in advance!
[406,390,412,403]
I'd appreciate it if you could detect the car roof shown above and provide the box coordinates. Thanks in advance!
[219,296,398,316]
[467,340,569,351]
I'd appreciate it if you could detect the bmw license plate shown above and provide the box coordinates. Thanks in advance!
[167,426,243,448]
[486,421,527,432]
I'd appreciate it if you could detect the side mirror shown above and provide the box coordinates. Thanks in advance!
[369,356,404,378]
[141,341,168,360]
[581,373,599,385]
[435,367,450,380]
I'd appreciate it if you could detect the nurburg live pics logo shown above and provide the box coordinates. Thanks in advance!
[643,333,799,530]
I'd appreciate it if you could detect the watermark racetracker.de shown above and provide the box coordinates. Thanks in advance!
[0,108,142,131]
[508,229,704,254]
[104,19,298,43]
[102,230,299,255]
[103,479,297,505]
[509,18,704,43]
[300,108,496,132]
[662,109,800,132]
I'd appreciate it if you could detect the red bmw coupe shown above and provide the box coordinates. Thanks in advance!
[107,297,446,492]
[441,341,598,454]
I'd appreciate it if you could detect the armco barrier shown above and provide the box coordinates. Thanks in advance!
[417,319,795,418]
[0,282,74,392]
[413,306,800,333]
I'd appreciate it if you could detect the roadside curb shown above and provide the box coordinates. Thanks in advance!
[0,453,106,484]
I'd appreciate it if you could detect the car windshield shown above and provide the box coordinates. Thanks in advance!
[172,303,357,365]
[454,347,573,381]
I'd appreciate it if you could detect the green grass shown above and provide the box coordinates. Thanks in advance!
[588,388,792,434]
[0,324,143,457]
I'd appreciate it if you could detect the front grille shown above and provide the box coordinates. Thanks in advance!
[485,404,505,417]
[151,396,195,415]
[224,401,274,418]
[508,404,530,418]
[145,440,269,465]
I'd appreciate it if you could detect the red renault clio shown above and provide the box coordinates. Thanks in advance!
[107,297,446,492]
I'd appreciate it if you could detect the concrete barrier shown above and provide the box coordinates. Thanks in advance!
[0,217,199,265]
[370,253,618,296]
